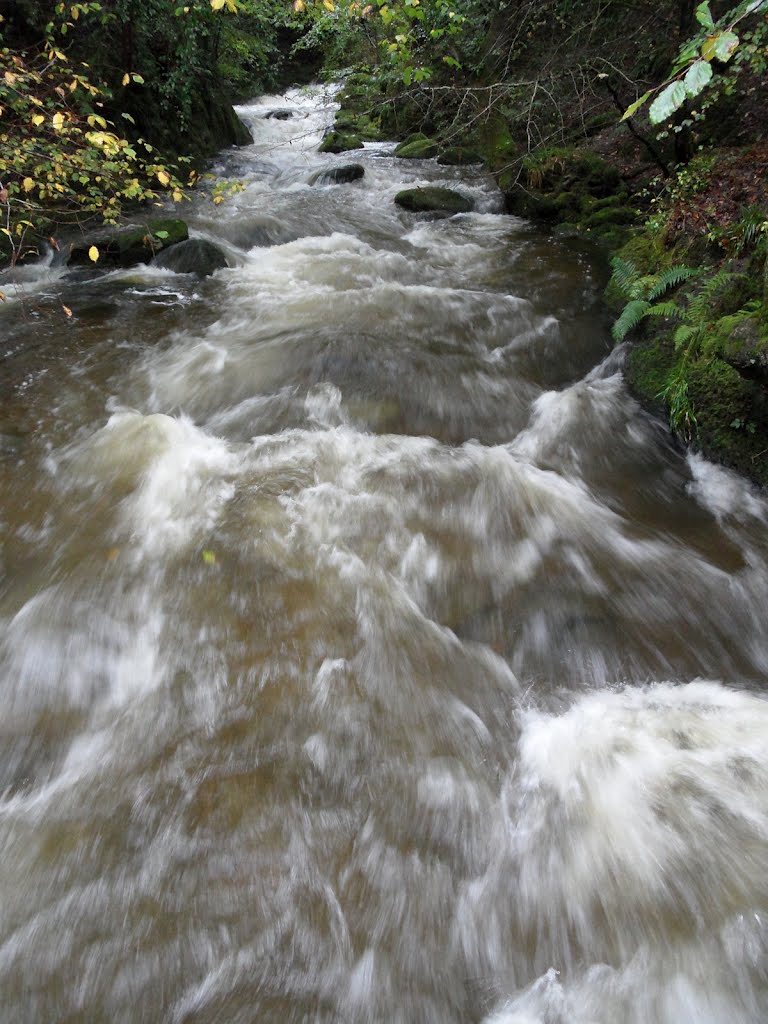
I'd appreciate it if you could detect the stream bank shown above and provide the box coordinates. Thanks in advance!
[327,74,768,486]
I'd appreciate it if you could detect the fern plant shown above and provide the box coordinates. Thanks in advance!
[610,258,700,342]
[670,268,738,354]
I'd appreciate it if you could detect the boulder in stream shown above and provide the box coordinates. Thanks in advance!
[394,187,474,215]
[308,164,365,186]
[319,130,364,154]
[152,238,229,277]
[68,218,189,268]
[263,109,294,120]
[394,134,440,160]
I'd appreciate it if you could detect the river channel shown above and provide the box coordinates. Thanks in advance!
[1,84,768,1023]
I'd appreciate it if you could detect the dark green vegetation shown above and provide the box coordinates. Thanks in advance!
[2,0,766,481]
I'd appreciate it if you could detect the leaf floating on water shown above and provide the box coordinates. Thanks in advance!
[0,291,6,302]
[202,549,217,565]
[105,547,121,561]
[62,304,73,317]
[88,245,99,262]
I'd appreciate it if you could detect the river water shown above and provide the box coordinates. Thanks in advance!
[1,85,768,1023]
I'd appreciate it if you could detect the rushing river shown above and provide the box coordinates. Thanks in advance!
[1,84,768,1023]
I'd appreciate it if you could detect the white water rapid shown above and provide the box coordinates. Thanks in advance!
[1,85,768,1023]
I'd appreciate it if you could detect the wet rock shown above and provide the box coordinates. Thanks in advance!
[394,133,439,159]
[152,238,229,277]
[394,186,474,215]
[308,163,365,186]
[263,108,294,120]
[319,130,364,154]
[68,218,189,268]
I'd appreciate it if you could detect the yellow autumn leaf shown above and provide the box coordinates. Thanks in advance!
[88,245,99,262]
[323,0,335,9]
[32,114,45,126]
[0,291,6,302]
[156,169,171,186]
[293,0,306,9]
[172,189,183,201]
[22,177,34,192]
[52,111,65,130]
[122,73,130,86]
[210,0,226,9]
[62,304,73,317]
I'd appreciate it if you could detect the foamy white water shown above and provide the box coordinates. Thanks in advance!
[0,85,767,1023]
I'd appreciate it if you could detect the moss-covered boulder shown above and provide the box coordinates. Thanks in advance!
[319,131,364,154]
[394,187,474,215]
[394,134,439,159]
[68,218,189,268]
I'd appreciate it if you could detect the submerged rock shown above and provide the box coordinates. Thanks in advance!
[394,187,474,215]
[152,238,229,277]
[263,109,294,120]
[308,164,365,186]
[68,218,189,268]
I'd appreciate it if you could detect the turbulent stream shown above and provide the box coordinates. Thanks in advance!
[2,85,768,1023]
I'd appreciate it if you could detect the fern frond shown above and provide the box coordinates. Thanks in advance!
[609,257,642,301]
[673,324,695,349]
[645,301,684,319]
[612,299,650,341]
[647,264,700,300]
[687,270,736,324]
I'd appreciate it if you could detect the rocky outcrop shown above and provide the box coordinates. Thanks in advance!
[308,164,365,186]
[394,187,474,215]
[152,238,229,277]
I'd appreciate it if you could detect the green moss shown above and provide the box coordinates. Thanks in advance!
[627,333,679,408]
[319,131,364,154]
[394,135,439,159]
[687,357,768,485]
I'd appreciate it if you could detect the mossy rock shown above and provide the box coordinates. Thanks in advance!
[583,206,638,229]
[69,217,189,268]
[719,314,768,383]
[394,187,473,215]
[394,134,439,159]
[319,131,364,154]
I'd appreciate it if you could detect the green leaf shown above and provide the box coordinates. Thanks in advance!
[714,31,739,62]
[649,80,687,124]
[683,59,713,98]
[621,90,652,122]
[694,2,714,30]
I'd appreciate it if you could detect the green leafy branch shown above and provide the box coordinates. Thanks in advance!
[621,0,768,125]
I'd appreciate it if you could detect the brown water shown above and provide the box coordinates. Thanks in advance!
[1,85,768,1023]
